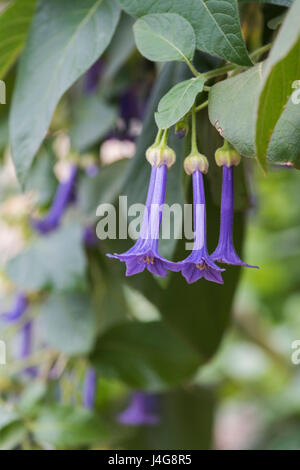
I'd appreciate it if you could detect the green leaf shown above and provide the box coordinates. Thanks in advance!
[133,13,195,63]
[70,96,117,153]
[18,382,47,416]
[90,321,201,390]
[10,0,120,186]
[7,224,86,291]
[155,76,204,129]
[39,293,96,355]
[118,0,251,66]
[78,159,128,218]
[101,12,135,82]
[209,63,300,168]
[0,0,37,79]
[157,197,244,360]
[268,96,300,169]
[208,64,261,158]
[239,0,292,5]
[255,0,300,170]
[32,405,108,449]
[122,387,214,450]
[24,144,57,206]
[0,408,26,450]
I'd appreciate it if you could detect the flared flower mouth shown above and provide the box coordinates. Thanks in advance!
[108,250,176,277]
[175,250,225,284]
[212,165,258,269]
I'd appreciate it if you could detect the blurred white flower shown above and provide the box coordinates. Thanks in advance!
[0,221,25,266]
[53,133,71,160]
[100,138,135,165]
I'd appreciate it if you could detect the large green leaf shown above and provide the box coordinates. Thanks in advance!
[118,0,251,65]
[122,387,214,450]
[155,77,205,129]
[39,293,96,355]
[32,405,108,449]
[157,182,245,360]
[208,63,300,167]
[78,159,128,219]
[101,12,135,82]
[208,64,261,158]
[255,0,300,169]
[133,13,195,63]
[268,96,300,169]
[6,224,86,291]
[70,96,117,153]
[0,408,25,450]
[10,0,120,186]
[0,0,37,79]
[90,321,201,390]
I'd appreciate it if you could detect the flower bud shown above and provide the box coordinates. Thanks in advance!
[184,152,209,175]
[175,120,189,139]
[215,143,241,167]
[146,144,176,168]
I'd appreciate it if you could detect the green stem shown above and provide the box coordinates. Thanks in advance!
[195,100,208,113]
[250,42,271,62]
[203,63,238,80]
[154,128,163,146]
[185,58,201,77]
[160,128,169,147]
[191,105,198,154]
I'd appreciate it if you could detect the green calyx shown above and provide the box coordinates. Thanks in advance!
[146,129,176,168]
[215,141,241,168]
[184,152,209,175]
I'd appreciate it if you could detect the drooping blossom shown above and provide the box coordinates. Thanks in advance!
[174,153,224,284]
[83,226,98,247]
[32,165,77,234]
[1,292,27,322]
[212,144,258,268]
[82,368,97,409]
[108,135,177,277]
[118,392,159,426]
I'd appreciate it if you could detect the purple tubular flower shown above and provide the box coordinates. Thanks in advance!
[84,59,103,94]
[1,293,27,323]
[83,368,97,409]
[83,226,98,247]
[118,392,159,426]
[20,322,32,359]
[20,321,36,376]
[175,171,224,284]
[85,164,99,178]
[108,165,176,277]
[212,166,258,268]
[32,165,77,234]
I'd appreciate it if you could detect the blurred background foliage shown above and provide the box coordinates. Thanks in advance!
[0,0,299,450]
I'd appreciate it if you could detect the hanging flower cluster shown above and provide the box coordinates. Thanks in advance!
[109,108,257,284]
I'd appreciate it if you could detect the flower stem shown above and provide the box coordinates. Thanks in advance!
[203,64,239,80]
[250,42,271,62]
[191,105,198,154]
[160,128,169,147]
[154,128,163,146]
[195,100,208,113]
[184,58,201,77]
